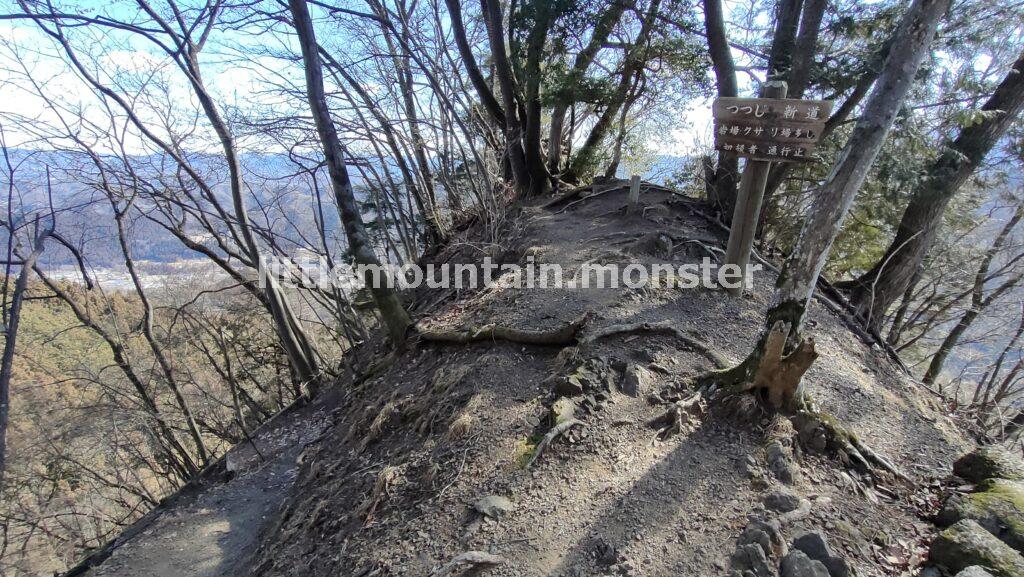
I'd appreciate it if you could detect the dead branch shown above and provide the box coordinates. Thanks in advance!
[417,313,589,346]
[582,320,730,369]
[431,551,505,577]
[527,419,583,468]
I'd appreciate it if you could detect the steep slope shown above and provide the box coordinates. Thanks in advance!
[243,185,971,577]
[66,396,331,577]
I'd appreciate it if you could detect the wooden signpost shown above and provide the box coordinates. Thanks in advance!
[715,81,834,296]
[713,95,833,162]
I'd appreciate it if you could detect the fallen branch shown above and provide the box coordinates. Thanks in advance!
[431,551,505,577]
[418,313,589,346]
[527,419,583,468]
[583,320,730,369]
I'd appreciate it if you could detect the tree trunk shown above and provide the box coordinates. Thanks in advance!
[701,0,739,218]
[443,0,506,128]
[765,0,804,81]
[522,0,554,195]
[546,1,626,176]
[0,224,47,482]
[480,0,531,195]
[565,0,660,183]
[714,0,951,410]
[787,0,826,99]
[844,51,1024,331]
[289,0,412,344]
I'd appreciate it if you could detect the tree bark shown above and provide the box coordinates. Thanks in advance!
[0,223,47,482]
[521,0,554,195]
[480,0,531,195]
[765,0,804,81]
[702,0,739,218]
[288,0,412,344]
[443,0,506,128]
[787,0,826,99]
[844,50,1024,331]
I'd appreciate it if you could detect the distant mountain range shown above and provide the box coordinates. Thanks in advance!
[2,149,693,272]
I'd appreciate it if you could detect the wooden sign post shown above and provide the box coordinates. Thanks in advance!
[715,82,833,296]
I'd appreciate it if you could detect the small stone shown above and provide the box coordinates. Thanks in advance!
[739,518,786,559]
[555,376,585,397]
[764,489,803,513]
[780,550,830,577]
[956,567,996,577]
[472,495,515,518]
[793,531,833,562]
[792,531,850,577]
[729,543,774,577]
[619,363,652,398]
[552,397,577,425]
[767,441,797,485]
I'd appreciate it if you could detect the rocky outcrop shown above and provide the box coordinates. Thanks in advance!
[954,447,1024,483]
[929,520,1024,577]
[938,478,1024,553]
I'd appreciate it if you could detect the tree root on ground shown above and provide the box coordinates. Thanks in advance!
[527,419,584,468]
[679,322,908,483]
[431,551,505,577]
[582,320,730,369]
[695,321,816,408]
[417,313,589,346]
[791,407,910,482]
[648,395,705,439]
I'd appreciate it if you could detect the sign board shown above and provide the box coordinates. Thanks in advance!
[712,97,834,162]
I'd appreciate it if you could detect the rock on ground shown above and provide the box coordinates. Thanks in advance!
[937,478,1024,554]
[956,566,995,577]
[929,519,1024,577]
[780,550,830,577]
[791,531,851,577]
[954,447,1024,483]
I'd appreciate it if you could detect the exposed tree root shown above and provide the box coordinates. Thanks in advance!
[417,313,589,346]
[553,187,624,214]
[696,321,816,409]
[648,395,705,439]
[777,497,813,525]
[685,321,907,483]
[431,551,505,577]
[541,185,593,209]
[582,320,730,369]
[527,419,583,468]
[791,407,910,482]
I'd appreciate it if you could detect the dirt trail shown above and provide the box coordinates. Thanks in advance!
[75,186,975,577]
[81,403,328,577]
[246,186,972,577]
